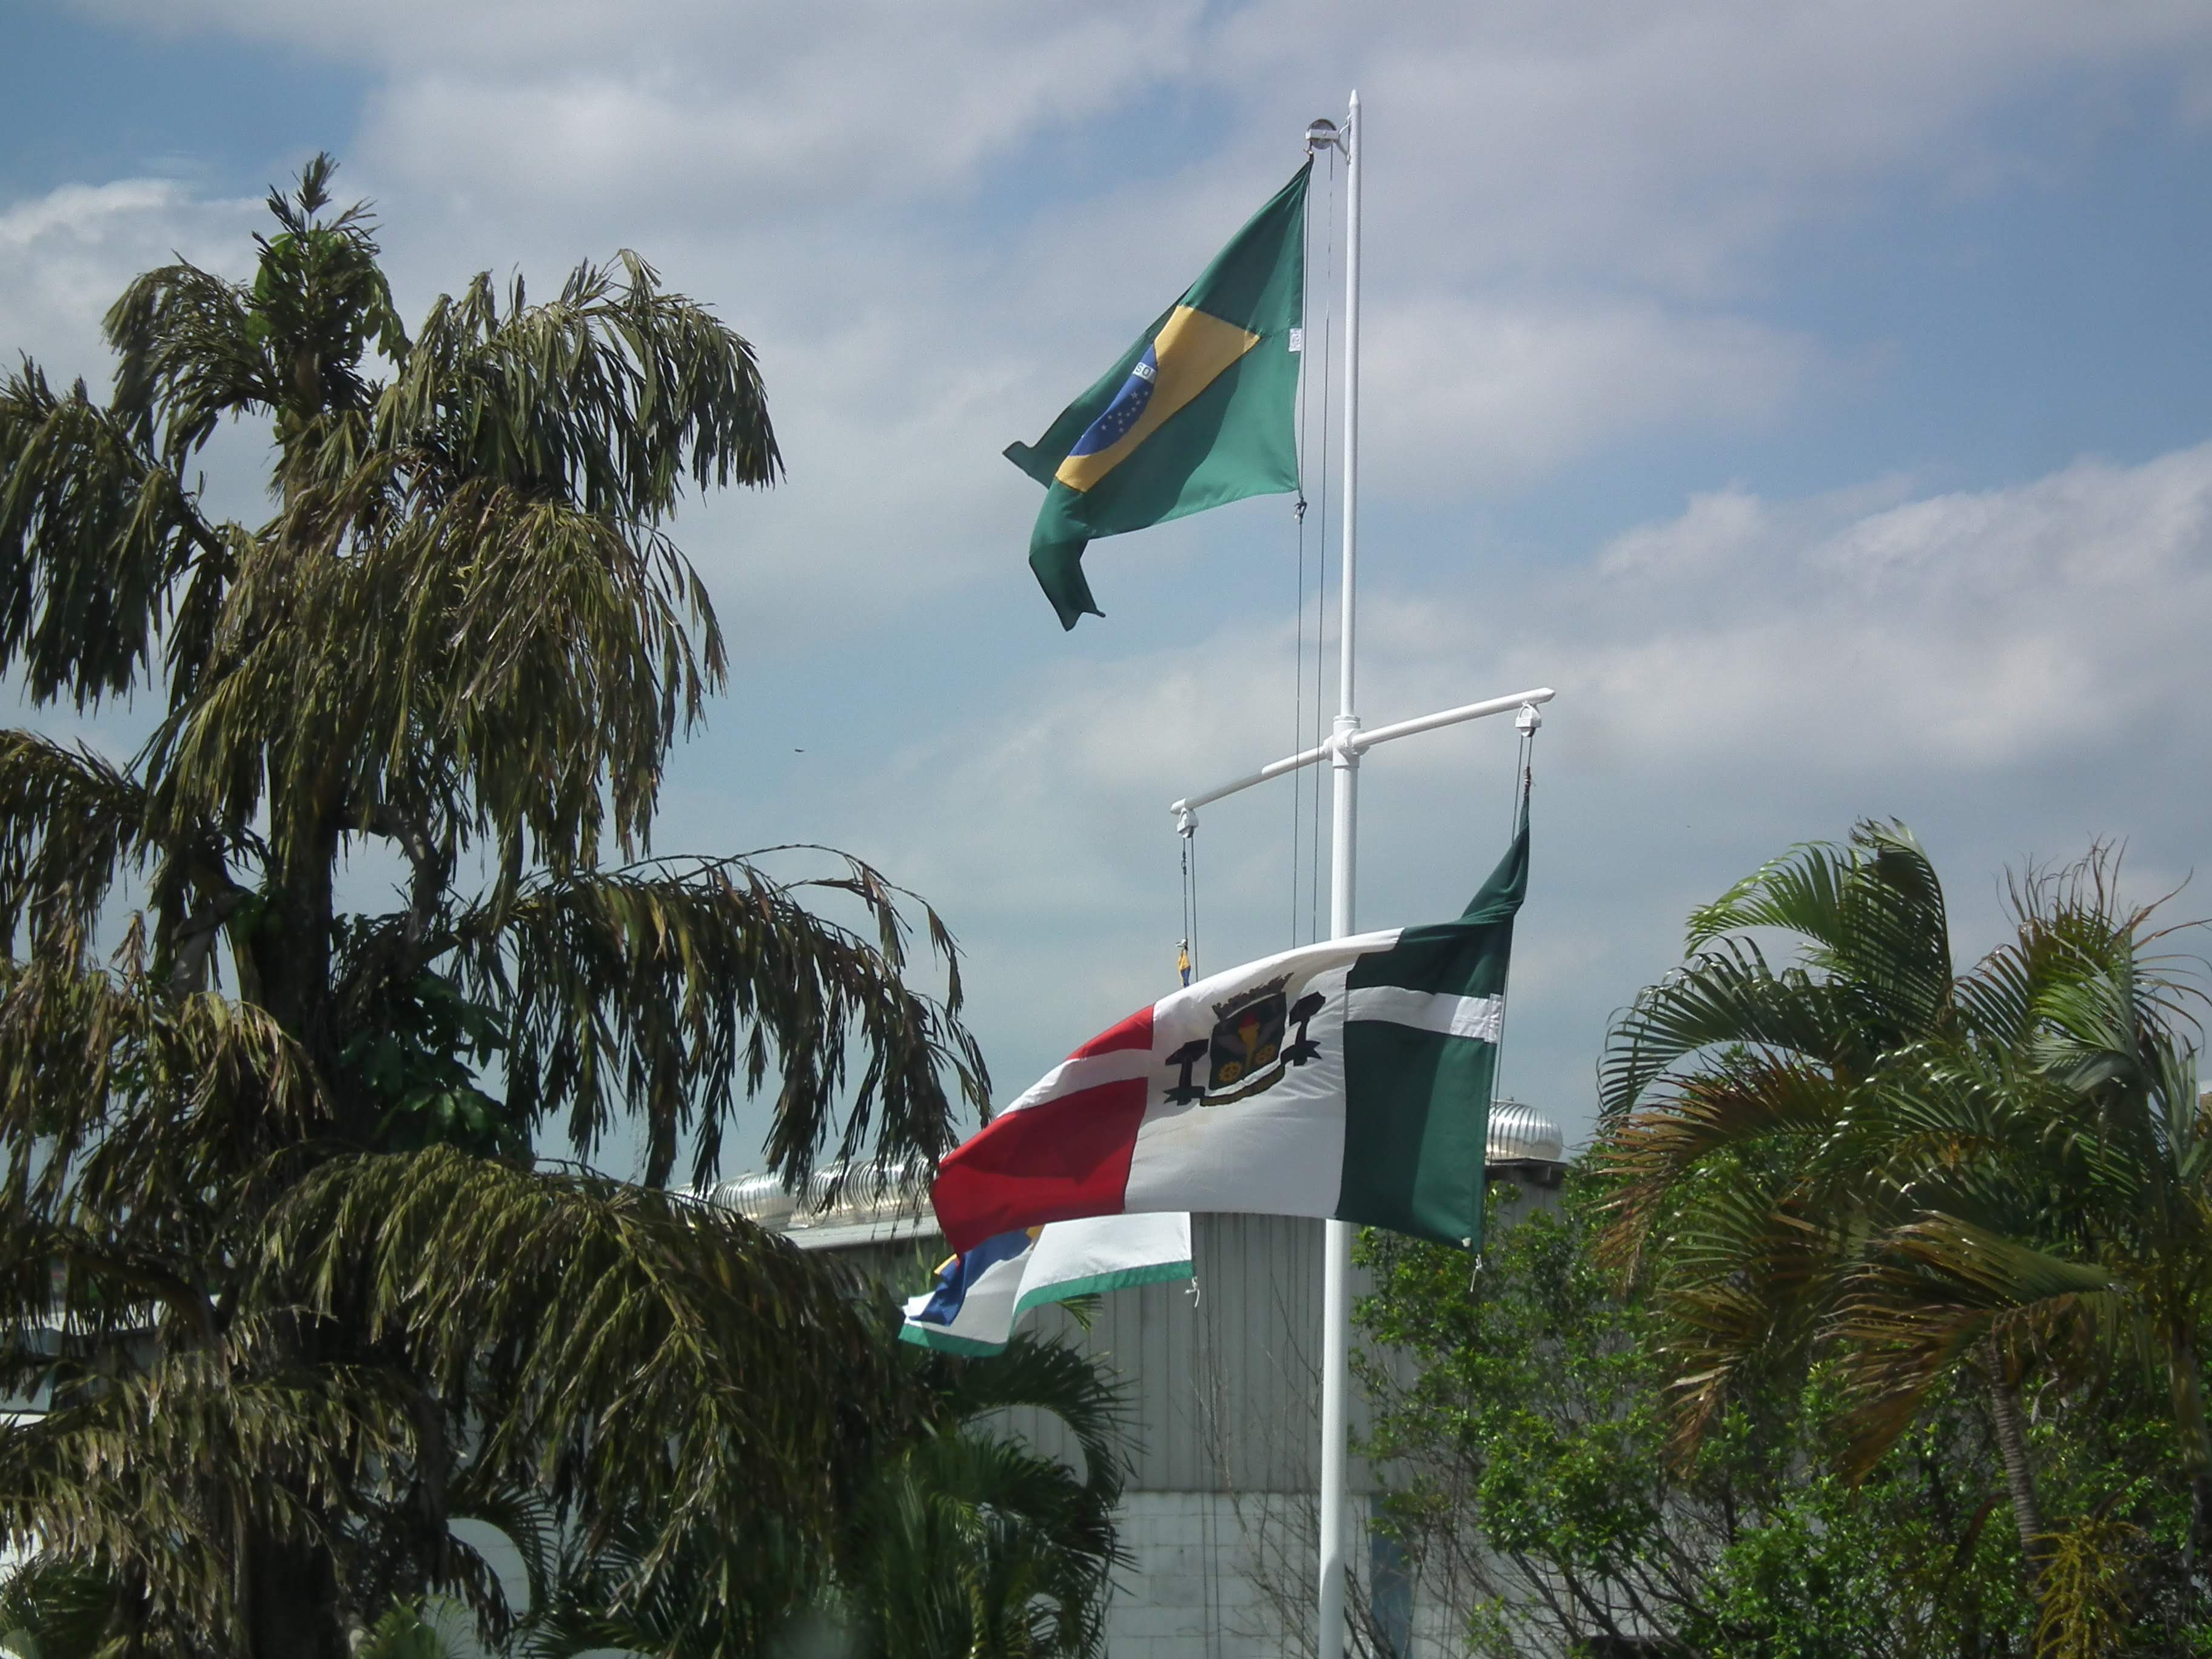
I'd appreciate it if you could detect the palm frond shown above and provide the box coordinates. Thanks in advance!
[354,1603,466,1659]
[378,485,722,868]
[1684,821,1952,1035]
[852,1429,1122,1659]
[453,854,987,1190]
[1597,941,1857,1119]
[144,476,725,887]
[438,1475,563,1651]
[381,253,779,524]
[1831,1216,2135,1475]
[102,261,276,465]
[0,1350,419,1644]
[1631,1151,1848,1452]
[0,1554,134,1659]
[258,1149,899,1587]
[0,363,223,708]
[0,734,149,960]
[911,1333,1132,1510]
[0,953,327,1342]
[504,1507,819,1659]
[1596,1051,1852,1271]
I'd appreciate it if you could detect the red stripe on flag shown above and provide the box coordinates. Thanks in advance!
[931,1077,1149,1253]
[1069,1004,1154,1059]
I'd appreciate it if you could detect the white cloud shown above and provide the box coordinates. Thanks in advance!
[354,3,1202,216]
[0,179,178,249]
[22,2,2212,1148]
[0,179,257,381]
[75,0,1207,216]
[1533,446,2212,771]
[1597,487,1770,579]
[808,441,2212,1128]
[1366,300,1813,492]
[1219,0,2212,291]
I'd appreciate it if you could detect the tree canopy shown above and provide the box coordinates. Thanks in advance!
[0,155,996,1655]
[1357,1177,2045,1657]
[1587,820,2212,1651]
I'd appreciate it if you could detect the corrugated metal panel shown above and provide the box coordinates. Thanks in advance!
[1487,1099,1567,1163]
[816,1167,1565,1496]
[946,1213,1362,1495]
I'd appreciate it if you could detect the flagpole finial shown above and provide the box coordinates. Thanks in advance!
[1305,117,1342,155]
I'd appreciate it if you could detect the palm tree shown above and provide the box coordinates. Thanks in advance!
[0,156,990,1655]
[1597,823,2212,1606]
[1829,854,2212,1546]
[837,1333,1130,1659]
[506,1332,1130,1659]
[1596,824,1963,1415]
[1594,822,2053,1563]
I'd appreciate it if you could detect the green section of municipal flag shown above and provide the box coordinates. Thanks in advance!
[1337,806,1530,1250]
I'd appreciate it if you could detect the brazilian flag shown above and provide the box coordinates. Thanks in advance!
[1007,163,1310,629]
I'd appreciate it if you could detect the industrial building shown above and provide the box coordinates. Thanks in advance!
[706,1101,1570,1659]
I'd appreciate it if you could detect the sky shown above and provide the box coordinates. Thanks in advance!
[7,0,2212,1173]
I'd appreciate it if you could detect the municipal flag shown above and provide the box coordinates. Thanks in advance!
[933,814,1529,1253]
[1007,164,1310,629]
[900,1212,1194,1355]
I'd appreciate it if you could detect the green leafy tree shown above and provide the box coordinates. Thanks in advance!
[0,156,989,1655]
[1594,823,2061,1568]
[1595,822,2212,1647]
[1356,1176,2037,1658]
[510,1332,1130,1659]
[1828,853,2212,1643]
[836,1334,1130,1659]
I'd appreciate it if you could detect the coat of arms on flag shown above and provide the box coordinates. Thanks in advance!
[931,811,1530,1255]
[1164,976,1328,1106]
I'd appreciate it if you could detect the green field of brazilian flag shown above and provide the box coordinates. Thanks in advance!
[1006,163,1310,628]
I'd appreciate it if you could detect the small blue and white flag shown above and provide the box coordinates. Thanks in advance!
[900,1212,1193,1355]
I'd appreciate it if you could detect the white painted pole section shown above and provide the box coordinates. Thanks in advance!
[1336,93,1361,731]
[1351,687,1555,754]
[1316,87,1361,1659]
[1166,688,1556,819]
[1170,742,1333,819]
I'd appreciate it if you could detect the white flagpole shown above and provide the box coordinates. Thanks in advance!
[1317,86,1360,1659]
[1171,93,1550,1659]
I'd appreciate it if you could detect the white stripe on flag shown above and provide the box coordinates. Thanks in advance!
[1345,987,1504,1043]
[901,1213,1193,1353]
[1003,1044,1157,1114]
